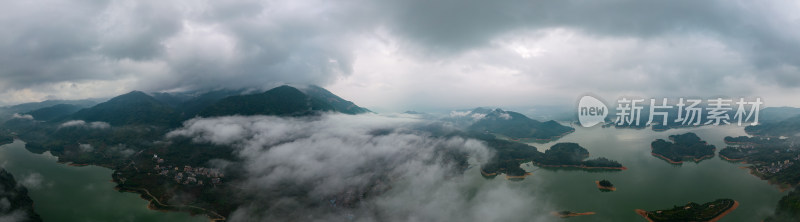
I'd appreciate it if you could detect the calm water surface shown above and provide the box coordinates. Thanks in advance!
[0,140,206,222]
[0,124,786,221]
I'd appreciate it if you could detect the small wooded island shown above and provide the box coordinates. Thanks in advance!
[595,179,615,191]
[650,133,716,164]
[480,141,626,180]
[635,198,738,222]
[551,210,595,218]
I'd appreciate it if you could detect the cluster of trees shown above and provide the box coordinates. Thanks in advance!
[598,180,613,187]
[651,133,715,162]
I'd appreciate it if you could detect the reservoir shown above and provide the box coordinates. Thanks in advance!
[0,124,787,221]
[505,124,785,221]
[0,140,206,222]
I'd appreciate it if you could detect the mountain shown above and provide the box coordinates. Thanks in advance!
[759,107,800,123]
[150,92,194,108]
[24,104,83,122]
[1,99,99,114]
[298,85,371,114]
[468,108,574,140]
[199,85,368,117]
[175,89,248,119]
[0,168,43,222]
[745,113,800,137]
[67,91,179,126]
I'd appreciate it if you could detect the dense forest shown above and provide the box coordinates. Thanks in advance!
[650,132,715,163]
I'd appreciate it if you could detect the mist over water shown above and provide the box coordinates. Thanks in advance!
[0,115,786,222]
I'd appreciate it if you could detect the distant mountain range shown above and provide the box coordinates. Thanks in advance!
[6,85,371,127]
[746,114,800,137]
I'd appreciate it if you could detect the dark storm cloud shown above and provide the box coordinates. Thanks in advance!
[379,0,800,83]
[0,0,374,94]
[1,0,799,106]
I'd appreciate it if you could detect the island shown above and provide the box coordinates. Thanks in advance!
[595,179,616,191]
[650,133,715,164]
[534,143,627,170]
[635,198,739,222]
[479,140,626,181]
[551,211,596,218]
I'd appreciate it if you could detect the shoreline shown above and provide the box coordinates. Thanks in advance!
[532,161,627,170]
[718,153,744,162]
[6,139,224,221]
[505,172,532,180]
[115,186,226,222]
[708,200,739,222]
[650,151,713,164]
[479,168,497,177]
[744,167,795,192]
[510,129,575,143]
[634,209,653,222]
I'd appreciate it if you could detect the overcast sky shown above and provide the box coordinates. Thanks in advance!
[2,0,800,111]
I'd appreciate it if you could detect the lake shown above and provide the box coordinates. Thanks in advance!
[501,124,784,221]
[0,124,787,221]
[0,140,206,222]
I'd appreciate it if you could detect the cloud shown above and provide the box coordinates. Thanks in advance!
[59,120,111,129]
[0,0,372,104]
[2,0,800,109]
[10,114,33,120]
[79,144,94,153]
[19,173,43,189]
[0,209,28,222]
[168,114,554,221]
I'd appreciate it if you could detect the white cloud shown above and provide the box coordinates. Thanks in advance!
[59,120,111,129]
[79,144,94,152]
[1,0,800,110]
[10,114,33,120]
[498,112,512,120]
[168,114,554,221]
[19,173,43,189]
